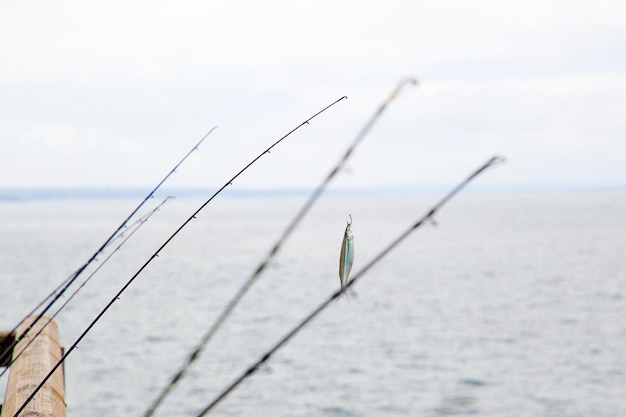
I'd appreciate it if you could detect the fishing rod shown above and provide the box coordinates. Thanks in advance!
[193,155,505,416]
[10,96,347,417]
[0,192,167,366]
[0,197,173,379]
[0,212,145,353]
[0,128,215,366]
[142,78,417,417]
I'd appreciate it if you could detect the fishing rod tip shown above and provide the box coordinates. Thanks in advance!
[491,155,507,165]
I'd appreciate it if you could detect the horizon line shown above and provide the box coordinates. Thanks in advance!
[1,184,625,201]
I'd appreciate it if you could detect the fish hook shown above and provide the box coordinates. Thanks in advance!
[347,214,352,225]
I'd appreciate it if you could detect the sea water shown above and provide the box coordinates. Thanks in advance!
[0,191,625,417]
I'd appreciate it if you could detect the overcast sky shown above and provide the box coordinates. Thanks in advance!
[0,0,624,191]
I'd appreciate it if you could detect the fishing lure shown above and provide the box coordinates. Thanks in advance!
[339,215,354,289]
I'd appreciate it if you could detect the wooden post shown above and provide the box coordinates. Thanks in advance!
[2,317,66,417]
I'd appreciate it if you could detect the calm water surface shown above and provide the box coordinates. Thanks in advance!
[0,191,625,417]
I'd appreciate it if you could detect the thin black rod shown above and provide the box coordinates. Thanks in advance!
[0,197,172,379]
[194,155,505,416]
[143,78,416,417]
[11,96,347,417]
[0,128,215,365]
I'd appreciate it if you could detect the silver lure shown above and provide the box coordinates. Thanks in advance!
[339,215,354,289]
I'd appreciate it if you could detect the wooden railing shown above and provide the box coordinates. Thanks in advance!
[1,317,65,417]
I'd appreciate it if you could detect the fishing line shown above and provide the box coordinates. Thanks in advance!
[0,128,216,366]
[10,96,347,417]
[143,79,416,417]
[193,155,505,416]
[0,197,173,379]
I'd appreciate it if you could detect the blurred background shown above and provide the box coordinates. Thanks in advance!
[1,1,625,417]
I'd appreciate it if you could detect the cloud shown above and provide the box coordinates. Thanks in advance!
[0,0,624,189]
